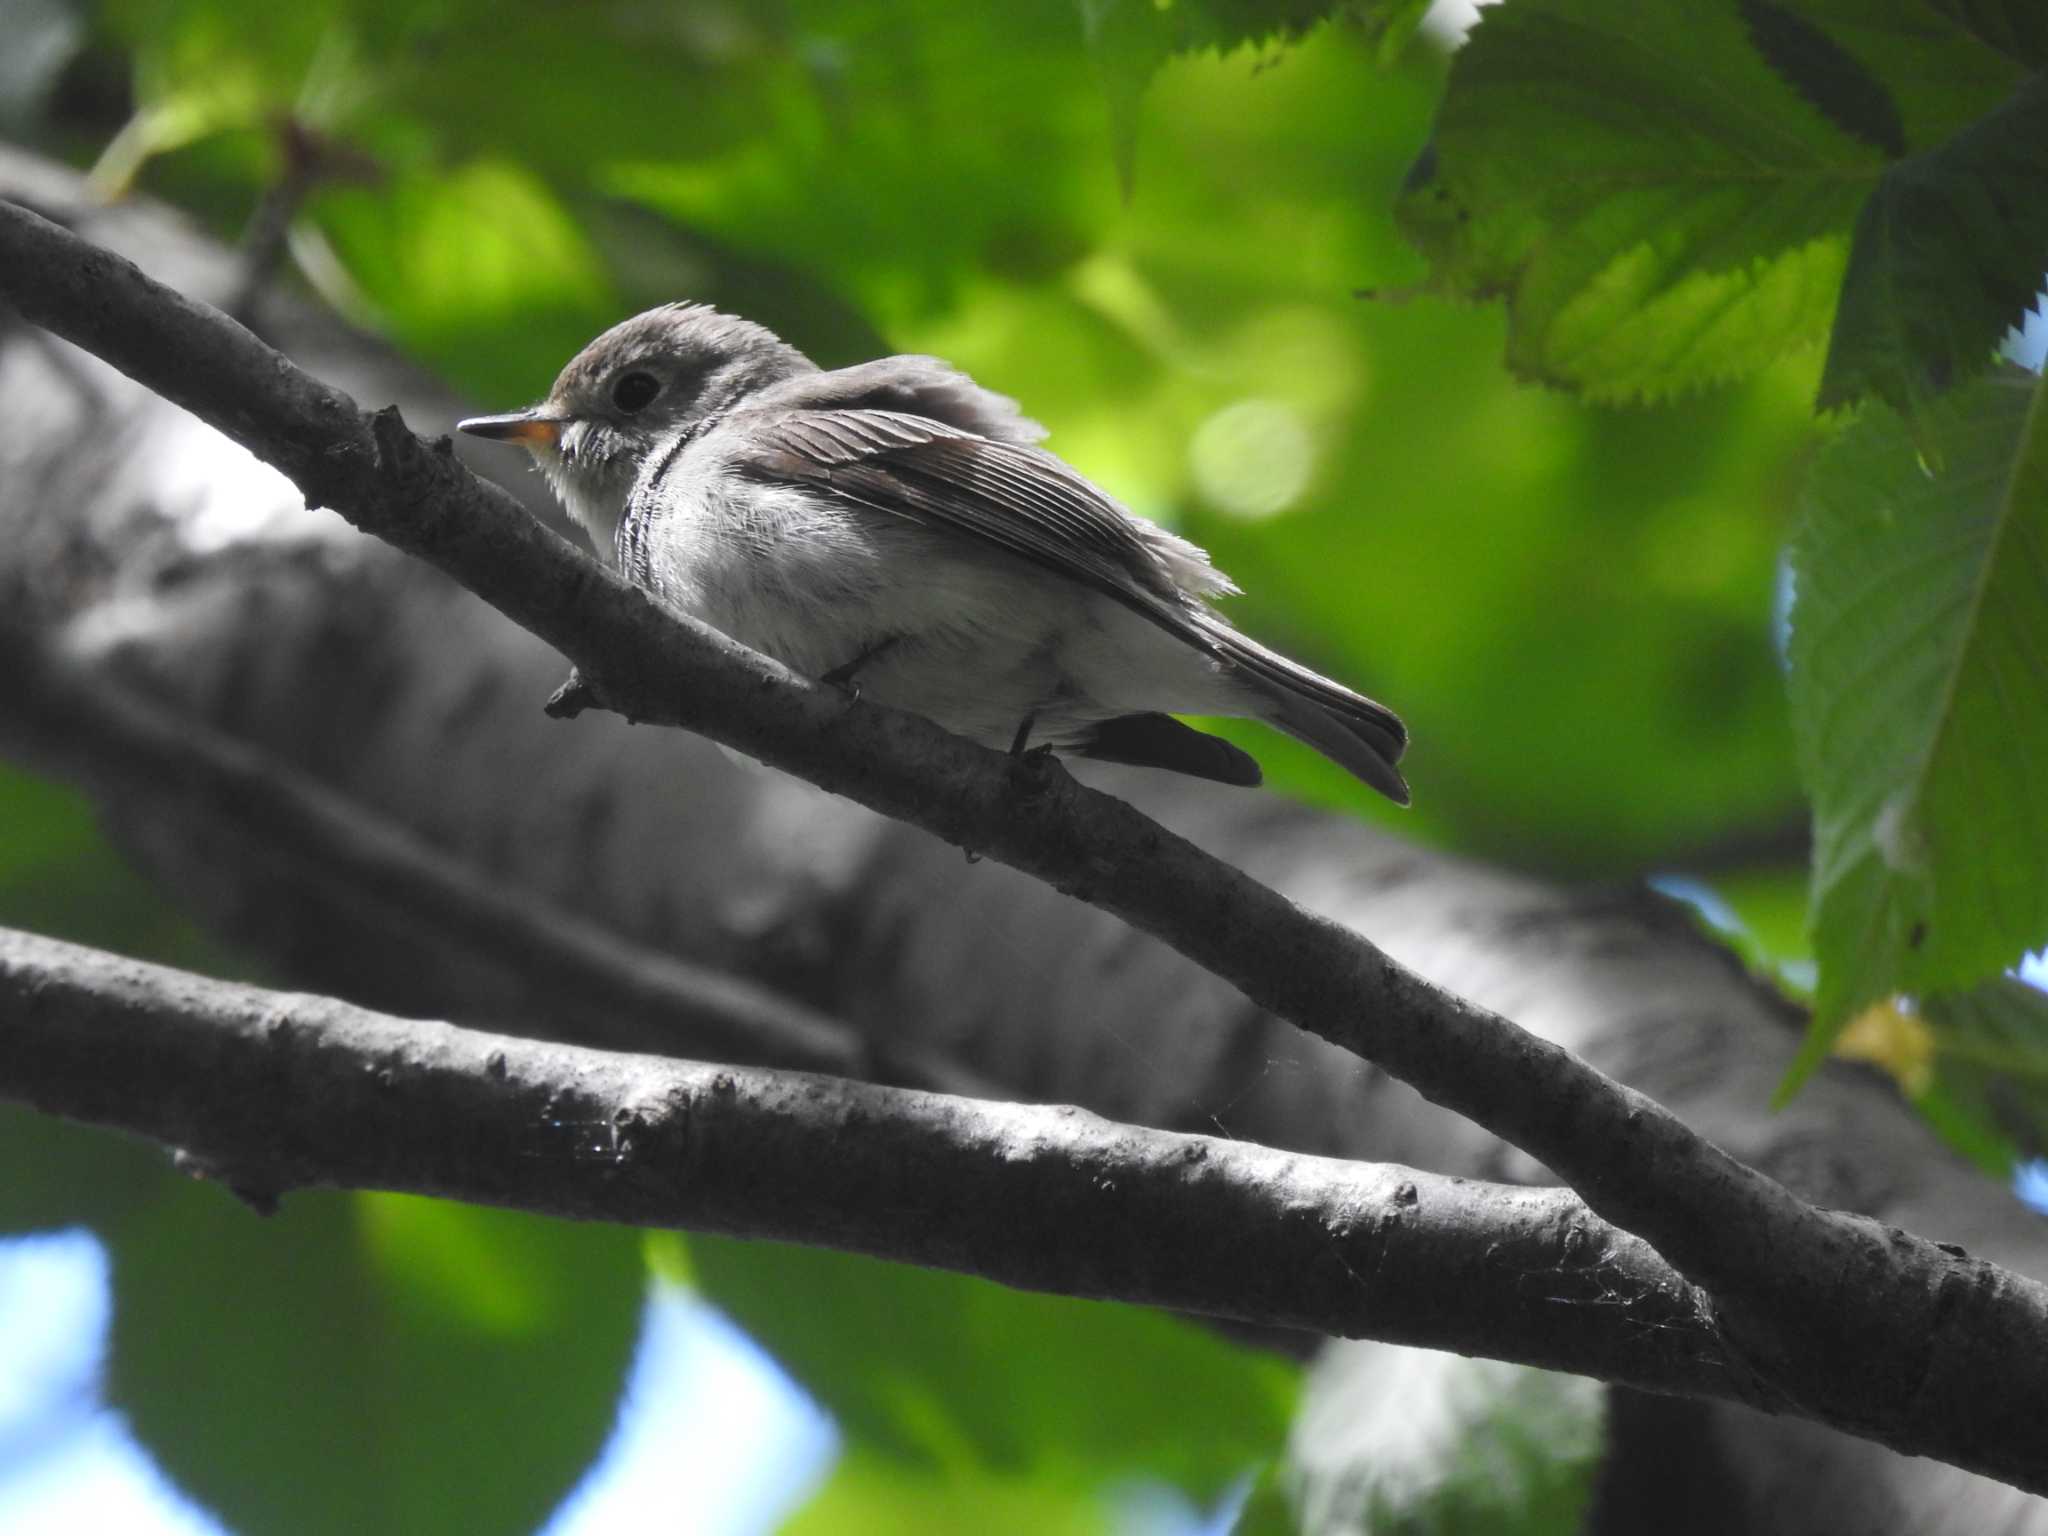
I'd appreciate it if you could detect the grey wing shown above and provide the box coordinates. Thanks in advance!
[734,408,1202,609]
[728,407,1408,766]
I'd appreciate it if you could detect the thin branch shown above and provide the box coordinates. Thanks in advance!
[4,199,2047,1493]
[0,635,991,1096]
[0,923,1750,1408]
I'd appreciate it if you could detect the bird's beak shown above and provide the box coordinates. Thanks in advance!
[457,408,567,449]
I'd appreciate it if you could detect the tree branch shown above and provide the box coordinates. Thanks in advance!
[5,198,2047,1492]
[0,922,1759,1410]
[0,633,990,1096]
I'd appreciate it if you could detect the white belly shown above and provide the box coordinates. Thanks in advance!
[638,476,1247,750]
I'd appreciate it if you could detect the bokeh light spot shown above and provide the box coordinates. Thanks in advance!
[1189,399,1314,522]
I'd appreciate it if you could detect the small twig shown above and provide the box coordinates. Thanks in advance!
[228,117,381,326]
[543,669,599,719]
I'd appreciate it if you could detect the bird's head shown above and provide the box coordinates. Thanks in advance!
[458,303,814,552]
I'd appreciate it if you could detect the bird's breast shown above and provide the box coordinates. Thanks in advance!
[627,471,1228,748]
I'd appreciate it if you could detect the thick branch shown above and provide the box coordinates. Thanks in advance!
[0,923,1759,1409]
[6,199,2048,1492]
[0,635,989,1096]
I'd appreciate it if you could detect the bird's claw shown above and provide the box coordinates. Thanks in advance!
[1008,742,1062,796]
[545,670,599,719]
[822,636,901,702]
[822,665,863,703]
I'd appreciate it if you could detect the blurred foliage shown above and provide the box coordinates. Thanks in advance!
[782,1448,1109,1535]
[107,1188,642,1536]
[1078,0,1427,190]
[5,0,2048,1530]
[686,1235,1294,1504]
[1252,1346,1603,1536]
[0,764,243,977]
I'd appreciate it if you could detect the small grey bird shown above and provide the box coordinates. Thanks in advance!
[459,304,1409,802]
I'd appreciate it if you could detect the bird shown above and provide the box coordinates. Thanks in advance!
[458,303,1409,803]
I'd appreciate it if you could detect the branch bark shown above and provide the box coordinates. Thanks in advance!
[5,193,2048,1493]
[0,922,1765,1411]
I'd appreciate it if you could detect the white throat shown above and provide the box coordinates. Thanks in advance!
[539,453,626,560]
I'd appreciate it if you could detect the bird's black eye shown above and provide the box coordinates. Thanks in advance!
[611,371,662,413]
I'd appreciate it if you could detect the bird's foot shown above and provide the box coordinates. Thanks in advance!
[1009,745,1062,796]
[1005,714,1063,795]
[1006,712,1040,758]
[545,669,599,719]
[822,635,903,702]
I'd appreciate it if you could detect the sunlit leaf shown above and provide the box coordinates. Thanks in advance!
[785,1448,1110,1535]
[311,157,619,398]
[1397,0,1882,401]
[1832,997,1936,1092]
[1784,371,2048,1092]
[1398,0,2026,403]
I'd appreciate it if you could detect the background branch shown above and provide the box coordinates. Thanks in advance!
[0,634,987,1094]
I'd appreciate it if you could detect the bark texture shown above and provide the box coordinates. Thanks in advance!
[5,925,1753,1400]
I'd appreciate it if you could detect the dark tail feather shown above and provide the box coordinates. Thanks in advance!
[1183,610,1409,802]
[1078,712,1263,787]
[1260,689,1411,805]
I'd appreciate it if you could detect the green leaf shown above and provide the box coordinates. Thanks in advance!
[1077,0,1418,192]
[0,1106,176,1237]
[1396,0,1888,401]
[1767,1,2023,146]
[1922,974,2048,1159]
[1397,0,2028,403]
[1740,0,1906,157]
[1817,72,2048,419]
[109,1188,642,1536]
[686,1236,1295,1500]
[311,157,619,400]
[784,1449,1112,1536]
[1784,370,2048,1092]
[0,765,255,980]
